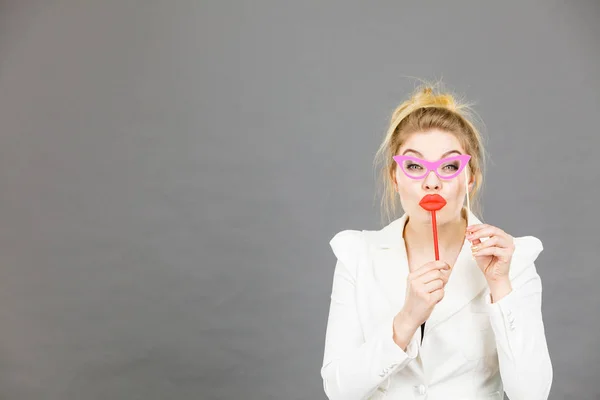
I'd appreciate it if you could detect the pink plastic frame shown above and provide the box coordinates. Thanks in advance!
[392,154,471,180]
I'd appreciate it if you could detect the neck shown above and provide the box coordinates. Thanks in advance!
[403,207,468,255]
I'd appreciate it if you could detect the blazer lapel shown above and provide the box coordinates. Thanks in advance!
[424,229,488,333]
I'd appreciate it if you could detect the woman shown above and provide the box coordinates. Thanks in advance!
[320,85,553,399]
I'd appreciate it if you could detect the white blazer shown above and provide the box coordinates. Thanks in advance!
[321,208,552,400]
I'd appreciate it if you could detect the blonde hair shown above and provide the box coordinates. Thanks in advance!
[373,81,488,225]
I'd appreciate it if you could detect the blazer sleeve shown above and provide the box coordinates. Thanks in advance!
[484,236,553,400]
[321,230,419,400]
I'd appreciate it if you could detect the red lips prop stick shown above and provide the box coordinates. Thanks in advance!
[418,194,447,260]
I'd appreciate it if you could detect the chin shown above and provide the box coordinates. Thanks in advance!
[409,207,435,224]
[413,204,459,225]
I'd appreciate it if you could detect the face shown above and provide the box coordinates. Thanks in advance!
[393,129,473,226]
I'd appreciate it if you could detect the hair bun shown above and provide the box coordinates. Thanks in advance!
[410,86,457,112]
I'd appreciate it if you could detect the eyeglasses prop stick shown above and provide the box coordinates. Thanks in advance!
[418,194,447,261]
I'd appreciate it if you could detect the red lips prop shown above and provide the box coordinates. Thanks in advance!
[418,194,447,260]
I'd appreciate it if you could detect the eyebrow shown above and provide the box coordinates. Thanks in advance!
[401,149,462,158]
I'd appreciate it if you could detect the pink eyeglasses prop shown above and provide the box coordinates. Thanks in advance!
[392,154,471,180]
[392,154,471,261]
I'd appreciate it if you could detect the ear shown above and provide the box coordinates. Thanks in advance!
[391,170,399,192]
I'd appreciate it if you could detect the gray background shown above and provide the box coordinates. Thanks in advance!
[0,1,597,399]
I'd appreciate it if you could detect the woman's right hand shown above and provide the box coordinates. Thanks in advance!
[393,260,452,344]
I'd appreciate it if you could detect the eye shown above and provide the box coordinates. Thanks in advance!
[442,163,459,171]
[406,163,423,170]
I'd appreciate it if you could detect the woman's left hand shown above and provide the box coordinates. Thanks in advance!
[466,224,515,282]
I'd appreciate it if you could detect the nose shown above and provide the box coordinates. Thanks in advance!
[422,170,441,190]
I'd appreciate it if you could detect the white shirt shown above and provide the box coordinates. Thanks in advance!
[321,209,552,399]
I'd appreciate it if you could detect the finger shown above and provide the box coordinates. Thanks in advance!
[465,223,488,233]
[472,246,511,261]
[430,288,445,303]
[418,268,450,285]
[424,279,444,293]
[473,235,513,251]
[412,260,450,278]
[467,226,505,241]
[416,269,443,284]
[471,235,499,252]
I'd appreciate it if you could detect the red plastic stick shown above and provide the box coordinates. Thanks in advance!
[419,194,447,261]
[431,210,439,260]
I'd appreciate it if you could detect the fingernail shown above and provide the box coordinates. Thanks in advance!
[471,245,479,252]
